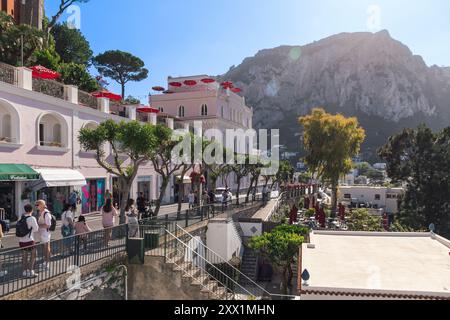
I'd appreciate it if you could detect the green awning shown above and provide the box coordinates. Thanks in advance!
[0,164,40,181]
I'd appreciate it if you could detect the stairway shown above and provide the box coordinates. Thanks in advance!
[165,249,243,300]
[239,247,258,285]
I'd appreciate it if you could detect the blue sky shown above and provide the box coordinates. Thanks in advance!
[45,0,450,101]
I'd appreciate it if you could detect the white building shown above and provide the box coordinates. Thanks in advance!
[299,231,450,300]
[339,186,403,214]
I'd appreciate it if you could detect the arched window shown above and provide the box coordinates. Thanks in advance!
[37,112,68,148]
[201,104,208,116]
[53,123,62,144]
[178,106,185,117]
[2,114,11,140]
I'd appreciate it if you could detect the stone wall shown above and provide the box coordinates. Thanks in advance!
[1,253,127,300]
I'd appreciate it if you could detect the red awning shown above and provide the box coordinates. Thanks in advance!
[91,90,122,102]
[31,65,60,80]
[184,80,197,86]
[137,106,160,114]
[152,86,165,92]
[169,82,182,87]
[201,78,215,84]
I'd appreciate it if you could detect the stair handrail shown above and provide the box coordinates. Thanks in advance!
[165,229,256,299]
[175,225,272,297]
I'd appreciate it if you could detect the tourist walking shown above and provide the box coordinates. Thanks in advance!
[125,199,139,238]
[136,192,146,217]
[221,189,229,211]
[74,216,92,252]
[36,200,54,271]
[101,199,117,247]
[61,204,75,255]
[0,223,6,277]
[188,191,195,210]
[69,190,78,211]
[16,204,39,278]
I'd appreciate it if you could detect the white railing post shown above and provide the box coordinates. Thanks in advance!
[65,85,78,104]
[98,97,110,113]
[148,113,157,125]
[17,67,33,90]
[166,118,174,130]
[128,105,137,120]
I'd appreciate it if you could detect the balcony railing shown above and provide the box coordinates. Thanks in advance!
[32,78,65,100]
[78,90,98,109]
[0,62,17,86]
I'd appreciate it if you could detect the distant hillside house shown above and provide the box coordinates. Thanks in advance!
[339,185,403,214]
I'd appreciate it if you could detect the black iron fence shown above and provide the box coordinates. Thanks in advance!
[0,198,266,298]
[0,224,127,298]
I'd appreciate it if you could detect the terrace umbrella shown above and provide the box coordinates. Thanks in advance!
[152,86,165,92]
[91,90,122,101]
[169,82,182,87]
[31,65,60,80]
[137,106,159,113]
[221,81,234,89]
[184,80,197,86]
[201,78,215,84]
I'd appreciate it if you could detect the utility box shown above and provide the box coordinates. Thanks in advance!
[127,238,144,265]
[144,232,160,250]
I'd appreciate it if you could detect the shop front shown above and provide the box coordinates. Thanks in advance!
[0,164,40,220]
[81,178,106,214]
[30,168,87,218]
[137,176,152,202]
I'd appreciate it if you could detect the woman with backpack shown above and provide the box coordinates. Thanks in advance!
[61,204,75,256]
[36,200,54,271]
[125,199,139,238]
[101,198,117,247]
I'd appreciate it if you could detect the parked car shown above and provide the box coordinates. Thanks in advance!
[214,188,233,203]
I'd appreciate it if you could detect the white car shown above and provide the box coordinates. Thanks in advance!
[214,188,233,203]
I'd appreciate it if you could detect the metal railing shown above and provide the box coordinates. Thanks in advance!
[164,229,255,300]
[39,140,64,148]
[0,224,127,298]
[32,78,65,100]
[0,62,17,86]
[78,90,98,109]
[0,136,17,144]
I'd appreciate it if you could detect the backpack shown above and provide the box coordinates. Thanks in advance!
[45,211,57,232]
[0,219,9,233]
[16,216,32,238]
[61,224,73,237]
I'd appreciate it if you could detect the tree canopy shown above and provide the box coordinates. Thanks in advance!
[78,119,158,223]
[299,108,365,214]
[93,50,149,99]
[249,224,308,295]
[51,23,93,66]
[378,125,450,237]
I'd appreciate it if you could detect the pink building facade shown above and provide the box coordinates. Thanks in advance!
[0,66,158,219]
[150,75,255,195]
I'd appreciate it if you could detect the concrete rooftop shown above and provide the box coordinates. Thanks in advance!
[301,231,450,297]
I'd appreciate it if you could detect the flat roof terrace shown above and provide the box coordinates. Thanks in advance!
[301,231,450,299]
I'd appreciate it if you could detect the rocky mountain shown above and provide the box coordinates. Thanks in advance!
[222,30,450,162]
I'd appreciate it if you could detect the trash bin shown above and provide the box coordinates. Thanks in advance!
[144,232,159,250]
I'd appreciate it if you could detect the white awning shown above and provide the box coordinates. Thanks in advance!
[31,169,87,191]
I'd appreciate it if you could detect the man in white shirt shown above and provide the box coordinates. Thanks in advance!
[188,191,195,209]
[36,200,52,270]
[18,204,39,278]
